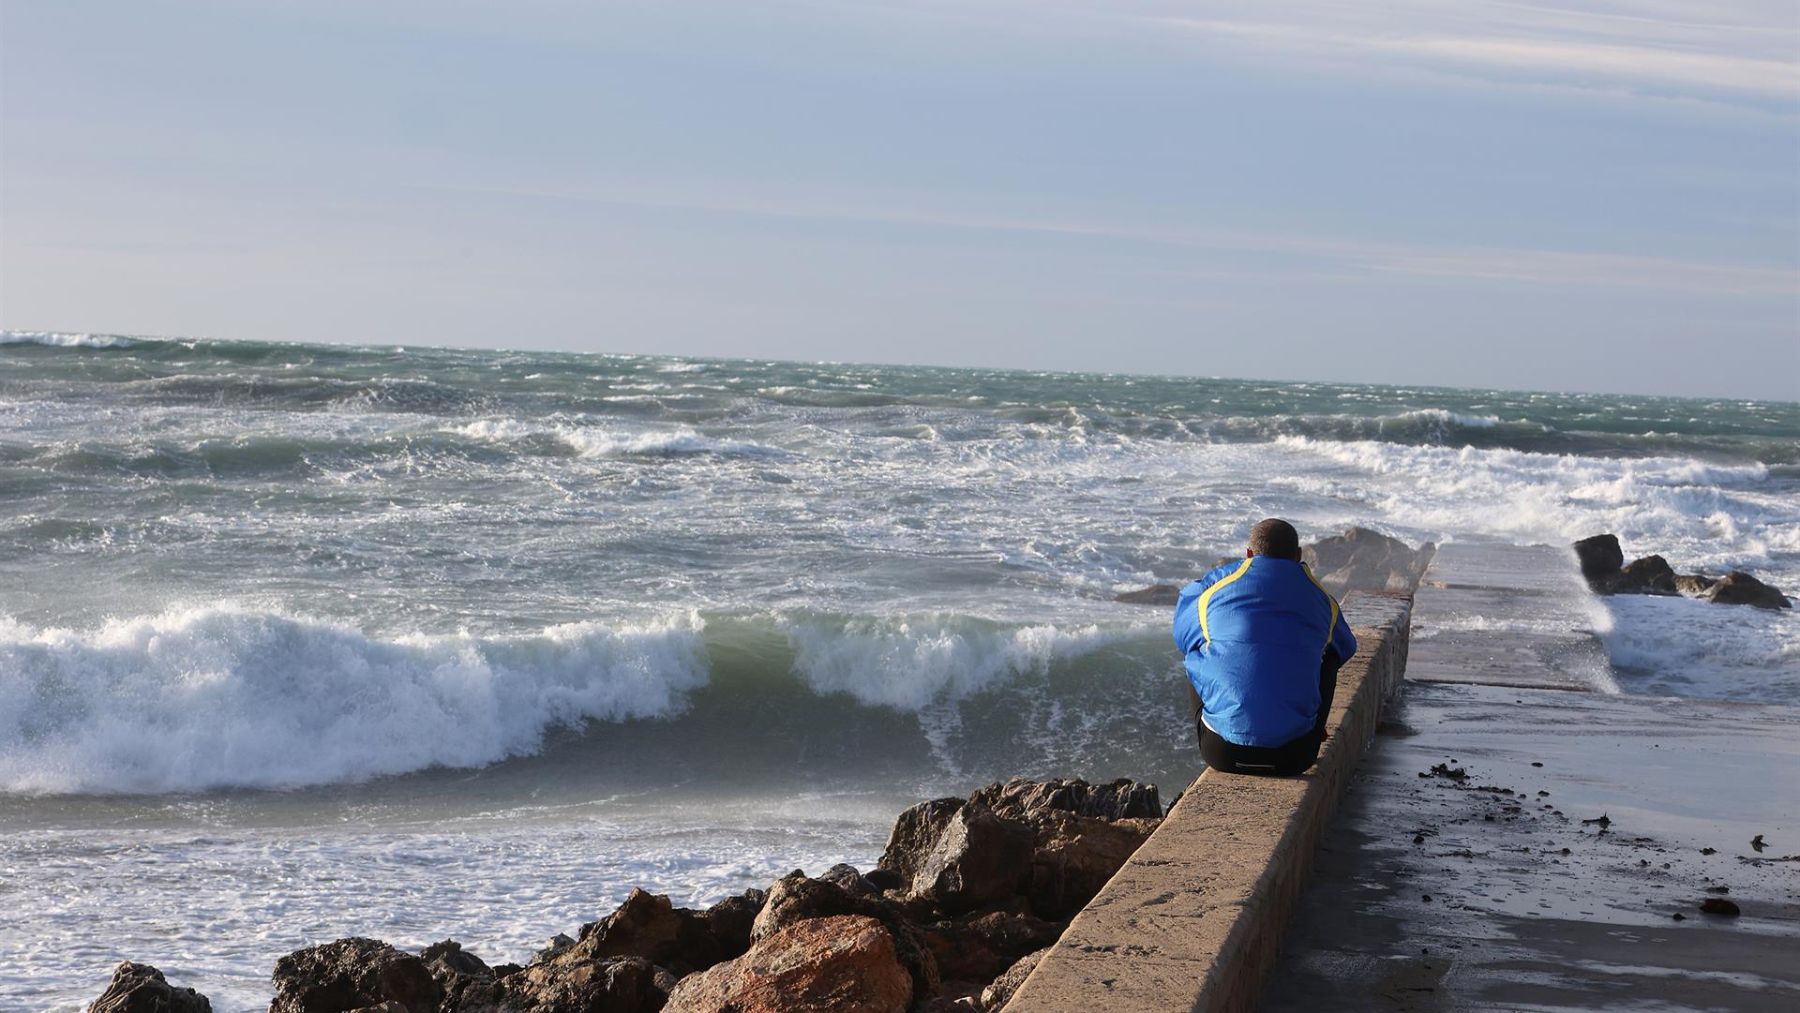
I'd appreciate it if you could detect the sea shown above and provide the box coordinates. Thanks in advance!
[3,329,1797,1011]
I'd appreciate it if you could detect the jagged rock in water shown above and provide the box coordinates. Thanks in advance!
[1704,571,1792,610]
[1673,573,1717,596]
[663,914,913,1013]
[979,947,1049,1011]
[1615,554,1679,595]
[270,938,441,1013]
[87,962,212,1013]
[1112,584,1180,605]
[1573,534,1625,590]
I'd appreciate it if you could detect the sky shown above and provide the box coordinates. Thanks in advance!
[2,0,1796,399]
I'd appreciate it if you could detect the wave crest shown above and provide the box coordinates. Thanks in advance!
[1,330,137,350]
[0,608,709,795]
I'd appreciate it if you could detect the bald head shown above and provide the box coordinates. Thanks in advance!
[1247,518,1302,561]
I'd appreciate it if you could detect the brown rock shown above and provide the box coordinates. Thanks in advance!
[1700,897,1742,916]
[1615,555,1679,595]
[572,887,729,975]
[906,804,1034,913]
[818,862,881,898]
[1573,534,1625,589]
[663,915,912,1013]
[967,777,1160,822]
[1019,811,1159,920]
[702,887,766,963]
[1703,571,1792,610]
[878,797,965,887]
[270,938,441,1013]
[455,953,666,1013]
[979,947,1048,1011]
[750,871,939,1001]
[1673,573,1717,596]
[87,962,212,1013]
[924,909,1061,983]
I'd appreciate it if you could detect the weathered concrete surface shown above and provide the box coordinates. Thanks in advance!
[1005,593,1413,1013]
[1408,541,1612,692]
[1262,681,1800,1012]
[1419,541,1580,595]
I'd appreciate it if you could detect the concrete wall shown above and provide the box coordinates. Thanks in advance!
[1004,592,1413,1013]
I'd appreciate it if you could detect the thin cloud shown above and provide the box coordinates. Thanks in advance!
[1150,1,1798,105]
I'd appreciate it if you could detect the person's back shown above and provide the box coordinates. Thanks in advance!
[1172,518,1356,775]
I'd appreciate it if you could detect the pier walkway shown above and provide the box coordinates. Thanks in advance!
[1263,541,1800,1011]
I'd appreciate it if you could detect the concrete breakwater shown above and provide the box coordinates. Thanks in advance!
[1005,592,1414,1012]
[1017,539,1798,1013]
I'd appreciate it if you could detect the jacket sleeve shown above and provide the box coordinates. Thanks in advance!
[1328,607,1357,662]
[1172,563,1233,654]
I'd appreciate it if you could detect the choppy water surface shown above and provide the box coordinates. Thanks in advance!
[3,330,1796,1010]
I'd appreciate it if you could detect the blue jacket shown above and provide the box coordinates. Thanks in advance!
[1173,556,1357,747]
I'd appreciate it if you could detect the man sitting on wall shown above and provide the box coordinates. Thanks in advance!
[1173,518,1357,776]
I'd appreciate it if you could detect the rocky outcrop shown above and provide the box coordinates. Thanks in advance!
[1614,554,1678,595]
[1704,571,1793,610]
[87,962,211,1013]
[923,908,1060,984]
[752,870,940,1001]
[1305,527,1435,596]
[967,776,1160,822]
[454,953,667,1013]
[662,915,913,1013]
[1112,584,1181,605]
[1673,573,1717,596]
[271,938,441,1013]
[1573,534,1625,588]
[904,803,1036,913]
[1573,535,1790,608]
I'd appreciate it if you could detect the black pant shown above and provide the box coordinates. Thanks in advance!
[1188,650,1342,777]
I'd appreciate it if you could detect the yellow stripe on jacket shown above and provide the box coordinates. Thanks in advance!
[1301,563,1341,650]
[1196,556,1255,647]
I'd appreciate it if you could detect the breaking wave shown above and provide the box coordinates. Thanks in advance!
[0,607,1150,795]
[0,608,710,795]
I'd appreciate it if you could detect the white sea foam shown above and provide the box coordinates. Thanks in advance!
[0,608,709,794]
[448,418,775,459]
[1386,408,1503,428]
